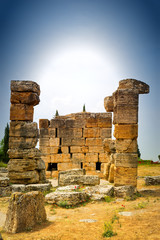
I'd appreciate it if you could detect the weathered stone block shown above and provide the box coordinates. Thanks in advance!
[40,146,50,155]
[97,117,112,128]
[114,167,137,187]
[11,92,39,105]
[103,139,116,153]
[4,191,46,233]
[114,185,136,198]
[104,96,114,112]
[100,128,112,139]
[36,159,46,170]
[9,136,38,149]
[83,128,100,138]
[85,117,98,128]
[114,89,138,105]
[0,186,11,197]
[118,79,149,94]
[8,159,36,172]
[61,146,69,153]
[48,128,56,137]
[58,162,80,171]
[108,164,115,183]
[62,138,85,146]
[145,176,160,185]
[86,138,102,146]
[39,137,50,147]
[66,119,86,128]
[39,119,50,129]
[10,104,33,121]
[99,153,110,163]
[88,146,104,153]
[70,146,82,153]
[85,153,98,163]
[50,118,65,128]
[58,128,82,138]
[50,147,59,154]
[8,148,41,159]
[113,104,138,124]
[72,153,85,161]
[114,124,138,139]
[51,154,71,163]
[116,139,137,153]
[9,170,39,184]
[45,191,88,206]
[50,138,60,147]
[39,128,49,137]
[9,121,38,138]
[11,80,40,95]
[114,153,138,168]
[0,177,9,187]
[83,162,96,171]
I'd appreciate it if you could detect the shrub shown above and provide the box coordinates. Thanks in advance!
[102,222,117,238]
[104,196,114,203]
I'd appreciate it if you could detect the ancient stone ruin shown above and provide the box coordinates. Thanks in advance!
[39,112,112,178]
[104,79,149,188]
[6,78,149,191]
[4,191,46,233]
[8,81,46,184]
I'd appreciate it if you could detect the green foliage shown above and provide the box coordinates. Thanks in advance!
[55,110,59,117]
[158,155,160,161]
[104,196,114,203]
[0,123,9,163]
[0,161,7,168]
[135,201,148,209]
[111,214,119,224]
[137,144,141,158]
[102,222,117,238]
[58,200,69,208]
[83,104,86,112]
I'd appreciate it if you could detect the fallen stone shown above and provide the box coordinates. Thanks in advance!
[11,183,51,193]
[56,185,80,191]
[45,191,88,206]
[145,176,160,186]
[79,219,97,223]
[119,212,133,217]
[4,191,46,233]
[58,174,100,186]
[0,186,11,197]
[114,185,136,198]
[0,177,9,187]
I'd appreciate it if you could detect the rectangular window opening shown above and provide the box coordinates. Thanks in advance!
[96,162,101,171]
[81,162,83,169]
[47,163,58,171]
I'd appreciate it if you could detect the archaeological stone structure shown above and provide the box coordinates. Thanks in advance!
[8,81,46,184]
[104,79,149,188]
[6,78,149,190]
[39,112,112,178]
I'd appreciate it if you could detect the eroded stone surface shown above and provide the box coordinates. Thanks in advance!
[145,176,160,186]
[4,191,46,233]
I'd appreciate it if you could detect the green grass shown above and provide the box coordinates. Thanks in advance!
[104,196,115,203]
[102,222,117,238]
[0,161,7,168]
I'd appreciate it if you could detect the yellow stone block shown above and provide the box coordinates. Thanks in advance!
[114,124,138,139]
[114,166,137,187]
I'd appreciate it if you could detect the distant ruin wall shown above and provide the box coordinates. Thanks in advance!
[39,112,112,178]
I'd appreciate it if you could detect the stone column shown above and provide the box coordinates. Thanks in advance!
[104,79,149,188]
[8,80,46,184]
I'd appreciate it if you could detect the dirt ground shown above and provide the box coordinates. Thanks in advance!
[0,164,160,240]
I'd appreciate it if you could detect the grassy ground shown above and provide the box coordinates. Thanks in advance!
[0,164,160,240]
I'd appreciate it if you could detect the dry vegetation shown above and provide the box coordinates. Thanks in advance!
[0,164,160,240]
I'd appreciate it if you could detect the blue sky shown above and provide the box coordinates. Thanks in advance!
[0,0,159,161]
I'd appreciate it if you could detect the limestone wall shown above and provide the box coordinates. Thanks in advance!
[8,81,46,184]
[104,79,149,187]
[39,112,112,178]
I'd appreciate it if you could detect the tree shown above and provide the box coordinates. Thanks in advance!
[137,145,141,159]
[55,110,59,117]
[2,123,9,163]
[158,155,160,161]
[0,139,4,161]
[83,104,86,112]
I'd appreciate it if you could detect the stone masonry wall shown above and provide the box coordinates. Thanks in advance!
[104,79,149,187]
[39,112,112,178]
[8,81,46,184]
